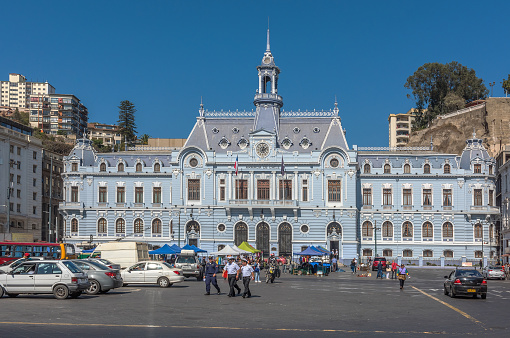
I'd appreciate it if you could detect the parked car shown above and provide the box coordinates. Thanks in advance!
[482,266,505,280]
[371,257,387,271]
[0,257,45,273]
[174,250,202,280]
[72,260,123,295]
[121,261,184,287]
[0,260,89,300]
[444,268,487,299]
[83,258,121,270]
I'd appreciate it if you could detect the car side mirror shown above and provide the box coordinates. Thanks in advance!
[444,276,448,279]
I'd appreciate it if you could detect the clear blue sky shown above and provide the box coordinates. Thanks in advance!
[2,1,509,147]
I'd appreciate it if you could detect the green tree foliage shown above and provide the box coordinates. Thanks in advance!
[140,134,150,145]
[117,100,137,142]
[503,74,510,95]
[405,62,488,129]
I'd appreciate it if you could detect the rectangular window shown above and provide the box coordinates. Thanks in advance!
[10,145,13,153]
[383,188,392,206]
[423,189,432,206]
[71,163,78,171]
[33,151,37,159]
[17,147,20,155]
[362,188,372,205]
[489,190,494,206]
[188,179,200,201]
[33,165,37,173]
[220,186,225,201]
[99,187,107,203]
[17,175,21,184]
[32,206,36,214]
[153,187,161,203]
[235,179,248,200]
[443,189,452,206]
[33,192,37,201]
[403,189,412,206]
[10,174,14,183]
[33,178,36,187]
[328,180,341,202]
[279,179,292,200]
[135,187,144,204]
[302,180,308,202]
[17,204,21,213]
[474,189,483,206]
[489,165,493,175]
[16,190,21,198]
[474,164,481,173]
[117,187,125,203]
[257,180,270,200]
[71,186,79,202]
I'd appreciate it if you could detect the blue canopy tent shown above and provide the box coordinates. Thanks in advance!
[149,244,178,255]
[82,248,96,253]
[181,244,207,253]
[295,246,324,256]
[169,244,181,253]
[315,246,331,255]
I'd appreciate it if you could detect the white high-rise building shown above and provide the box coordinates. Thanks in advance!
[0,73,55,111]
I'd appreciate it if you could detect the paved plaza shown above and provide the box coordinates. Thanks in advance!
[0,268,508,337]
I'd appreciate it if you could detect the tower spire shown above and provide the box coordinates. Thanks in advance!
[266,28,270,52]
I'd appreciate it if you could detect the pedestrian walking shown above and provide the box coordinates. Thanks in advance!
[331,257,337,272]
[204,256,221,295]
[225,257,241,297]
[376,261,383,279]
[253,260,261,282]
[237,259,254,298]
[350,258,356,274]
[398,264,409,289]
[391,260,398,279]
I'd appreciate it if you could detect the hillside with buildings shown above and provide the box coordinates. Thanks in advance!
[407,97,510,156]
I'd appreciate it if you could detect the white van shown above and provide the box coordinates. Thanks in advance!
[94,242,149,269]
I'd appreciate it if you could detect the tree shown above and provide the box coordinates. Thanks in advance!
[503,74,510,96]
[140,134,150,145]
[117,100,137,142]
[405,61,488,129]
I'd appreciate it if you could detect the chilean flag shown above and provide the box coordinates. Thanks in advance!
[234,155,239,176]
[281,156,285,176]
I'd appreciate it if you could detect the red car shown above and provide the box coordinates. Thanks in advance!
[372,257,387,271]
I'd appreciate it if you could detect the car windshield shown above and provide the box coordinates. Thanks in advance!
[489,266,502,270]
[162,262,174,269]
[456,270,482,277]
[97,259,114,266]
[62,261,82,273]
[176,256,196,264]
[84,260,111,270]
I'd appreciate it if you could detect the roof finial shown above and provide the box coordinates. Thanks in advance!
[266,18,270,52]
[199,96,205,117]
[333,95,339,114]
[472,128,476,138]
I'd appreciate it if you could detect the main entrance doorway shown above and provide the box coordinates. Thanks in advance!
[234,222,248,246]
[278,222,292,256]
[256,222,270,256]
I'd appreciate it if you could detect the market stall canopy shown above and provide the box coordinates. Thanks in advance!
[211,245,244,256]
[238,242,261,253]
[82,248,96,253]
[169,244,181,253]
[149,244,178,255]
[181,244,207,253]
[295,246,325,256]
[315,246,331,255]
[232,245,252,254]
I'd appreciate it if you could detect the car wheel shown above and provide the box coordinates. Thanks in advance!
[444,286,448,295]
[53,285,69,300]
[70,291,82,299]
[450,287,455,298]
[0,287,4,298]
[86,280,101,295]
[158,277,170,288]
[7,293,19,298]
[122,283,128,287]
[481,293,487,299]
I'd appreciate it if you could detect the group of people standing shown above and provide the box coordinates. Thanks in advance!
[350,258,410,289]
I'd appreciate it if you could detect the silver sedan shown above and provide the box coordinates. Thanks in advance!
[121,261,184,287]
[483,266,505,280]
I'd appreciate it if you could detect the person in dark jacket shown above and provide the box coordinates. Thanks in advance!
[376,261,383,279]
[204,256,221,295]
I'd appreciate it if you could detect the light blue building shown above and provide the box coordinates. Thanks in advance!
[60,31,498,262]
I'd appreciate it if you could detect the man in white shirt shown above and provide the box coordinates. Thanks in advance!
[225,257,241,297]
[237,259,254,298]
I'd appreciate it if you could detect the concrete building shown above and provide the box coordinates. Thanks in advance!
[87,123,122,147]
[0,116,43,241]
[1,73,55,111]
[42,151,64,242]
[29,93,88,138]
[388,109,416,148]
[60,31,499,262]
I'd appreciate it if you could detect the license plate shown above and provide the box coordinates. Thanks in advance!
[467,289,476,292]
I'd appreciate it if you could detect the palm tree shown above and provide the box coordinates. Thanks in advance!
[140,134,150,145]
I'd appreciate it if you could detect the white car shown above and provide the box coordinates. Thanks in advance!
[483,266,505,280]
[121,261,184,287]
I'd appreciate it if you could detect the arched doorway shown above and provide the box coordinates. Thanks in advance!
[234,222,248,246]
[327,222,342,256]
[186,220,200,247]
[256,222,270,256]
[278,223,292,256]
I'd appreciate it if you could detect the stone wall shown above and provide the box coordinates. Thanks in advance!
[408,98,510,156]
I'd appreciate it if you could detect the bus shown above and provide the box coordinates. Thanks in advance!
[0,242,77,264]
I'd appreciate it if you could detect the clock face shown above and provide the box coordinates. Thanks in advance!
[263,56,271,64]
[256,142,270,158]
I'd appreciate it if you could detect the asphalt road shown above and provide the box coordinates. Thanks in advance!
[0,268,508,337]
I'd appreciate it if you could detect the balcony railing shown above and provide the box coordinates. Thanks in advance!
[229,199,298,207]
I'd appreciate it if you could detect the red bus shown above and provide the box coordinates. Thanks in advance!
[0,242,77,264]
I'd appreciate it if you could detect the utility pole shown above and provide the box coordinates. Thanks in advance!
[374,220,377,257]
[48,153,53,242]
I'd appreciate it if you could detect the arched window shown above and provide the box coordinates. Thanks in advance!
[154,163,160,173]
[402,221,413,238]
[362,249,373,257]
[384,164,391,174]
[100,163,106,172]
[474,223,482,239]
[98,218,107,234]
[474,250,483,258]
[136,163,142,172]
[444,250,453,258]
[423,164,431,174]
[422,222,433,238]
[116,218,125,233]
[403,249,413,257]
[383,249,393,257]
[217,244,225,251]
[152,218,162,234]
[423,249,433,257]
[134,218,143,234]
[362,221,373,237]
[442,222,453,238]
[256,222,270,255]
[363,164,371,174]
[327,222,342,236]
[186,221,200,234]
[443,163,451,174]
[382,221,393,238]
[404,164,411,174]
[278,223,293,256]
[118,163,124,172]
[71,218,78,233]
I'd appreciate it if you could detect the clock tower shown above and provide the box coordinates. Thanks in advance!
[253,29,283,135]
